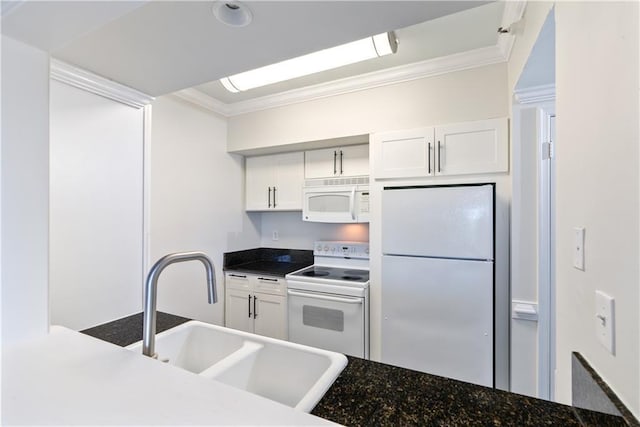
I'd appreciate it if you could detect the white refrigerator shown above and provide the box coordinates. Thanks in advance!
[381,184,494,387]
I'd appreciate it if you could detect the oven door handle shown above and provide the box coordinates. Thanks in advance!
[287,289,363,304]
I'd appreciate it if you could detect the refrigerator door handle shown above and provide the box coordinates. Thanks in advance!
[428,142,432,174]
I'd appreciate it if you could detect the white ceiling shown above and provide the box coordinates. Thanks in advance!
[2,1,506,102]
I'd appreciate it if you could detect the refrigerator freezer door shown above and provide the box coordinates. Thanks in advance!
[382,184,493,260]
[381,255,493,387]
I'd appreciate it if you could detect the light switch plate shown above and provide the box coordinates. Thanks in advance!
[573,227,585,270]
[595,290,615,354]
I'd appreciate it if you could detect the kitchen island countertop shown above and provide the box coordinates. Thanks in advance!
[82,313,627,426]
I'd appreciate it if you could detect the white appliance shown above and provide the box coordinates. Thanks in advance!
[302,178,370,223]
[381,184,494,387]
[286,241,369,358]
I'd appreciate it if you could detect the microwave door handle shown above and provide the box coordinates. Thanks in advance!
[350,187,356,220]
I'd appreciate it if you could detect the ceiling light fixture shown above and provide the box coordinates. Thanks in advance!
[212,1,252,27]
[220,31,398,93]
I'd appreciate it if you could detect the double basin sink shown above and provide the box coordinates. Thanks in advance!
[127,321,347,412]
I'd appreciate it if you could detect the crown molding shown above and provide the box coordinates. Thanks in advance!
[50,59,154,109]
[171,88,231,116]
[231,45,506,116]
[513,83,556,104]
[209,45,505,117]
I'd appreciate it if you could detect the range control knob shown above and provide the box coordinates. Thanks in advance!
[323,245,329,252]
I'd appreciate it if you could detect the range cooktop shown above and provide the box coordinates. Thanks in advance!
[289,265,369,283]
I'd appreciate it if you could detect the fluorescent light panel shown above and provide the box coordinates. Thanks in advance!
[221,31,397,93]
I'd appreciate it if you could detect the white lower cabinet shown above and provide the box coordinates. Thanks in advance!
[372,118,508,179]
[224,272,287,340]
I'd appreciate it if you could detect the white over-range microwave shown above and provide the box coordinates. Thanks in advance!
[302,177,370,223]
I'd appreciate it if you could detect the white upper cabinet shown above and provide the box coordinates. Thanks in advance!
[246,152,304,211]
[371,118,508,180]
[372,127,435,179]
[434,118,508,176]
[305,144,369,179]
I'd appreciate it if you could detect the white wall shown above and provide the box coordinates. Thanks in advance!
[49,80,144,330]
[1,36,50,345]
[150,95,260,325]
[228,63,508,152]
[259,212,369,249]
[555,2,639,417]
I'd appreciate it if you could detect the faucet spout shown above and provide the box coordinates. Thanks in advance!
[142,251,217,358]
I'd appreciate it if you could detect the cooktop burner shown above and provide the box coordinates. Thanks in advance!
[341,275,364,281]
[302,270,330,277]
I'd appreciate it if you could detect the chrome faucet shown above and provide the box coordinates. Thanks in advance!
[142,251,217,358]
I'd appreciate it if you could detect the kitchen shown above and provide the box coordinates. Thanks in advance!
[2,1,639,425]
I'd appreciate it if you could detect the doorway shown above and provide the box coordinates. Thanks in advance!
[510,7,556,400]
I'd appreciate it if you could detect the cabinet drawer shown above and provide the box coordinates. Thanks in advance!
[225,272,251,291]
[252,275,286,295]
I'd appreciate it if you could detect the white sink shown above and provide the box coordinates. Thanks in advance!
[127,321,347,412]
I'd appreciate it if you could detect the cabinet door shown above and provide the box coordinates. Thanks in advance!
[245,155,274,211]
[339,144,369,177]
[371,128,435,179]
[253,293,287,340]
[225,289,254,333]
[304,147,339,179]
[435,118,508,176]
[272,152,304,211]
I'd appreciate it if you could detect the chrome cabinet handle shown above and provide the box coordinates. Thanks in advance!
[267,187,272,208]
[253,295,257,319]
[258,277,279,282]
[333,150,337,175]
[273,187,277,208]
[340,150,344,175]
[428,142,432,174]
[437,140,442,173]
[229,273,247,278]
[248,294,252,318]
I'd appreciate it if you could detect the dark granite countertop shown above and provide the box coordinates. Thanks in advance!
[83,313,627,426]
[223,247,313,277]
[312,356,626,426]
[81,311,190,347]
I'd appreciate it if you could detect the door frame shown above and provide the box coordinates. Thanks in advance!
[511,92,556,400]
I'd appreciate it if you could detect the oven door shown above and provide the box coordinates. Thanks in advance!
[287,288,365,358]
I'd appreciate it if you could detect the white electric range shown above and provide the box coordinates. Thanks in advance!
[285,241,369,359]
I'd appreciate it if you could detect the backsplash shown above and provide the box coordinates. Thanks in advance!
[260,211,369,249]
